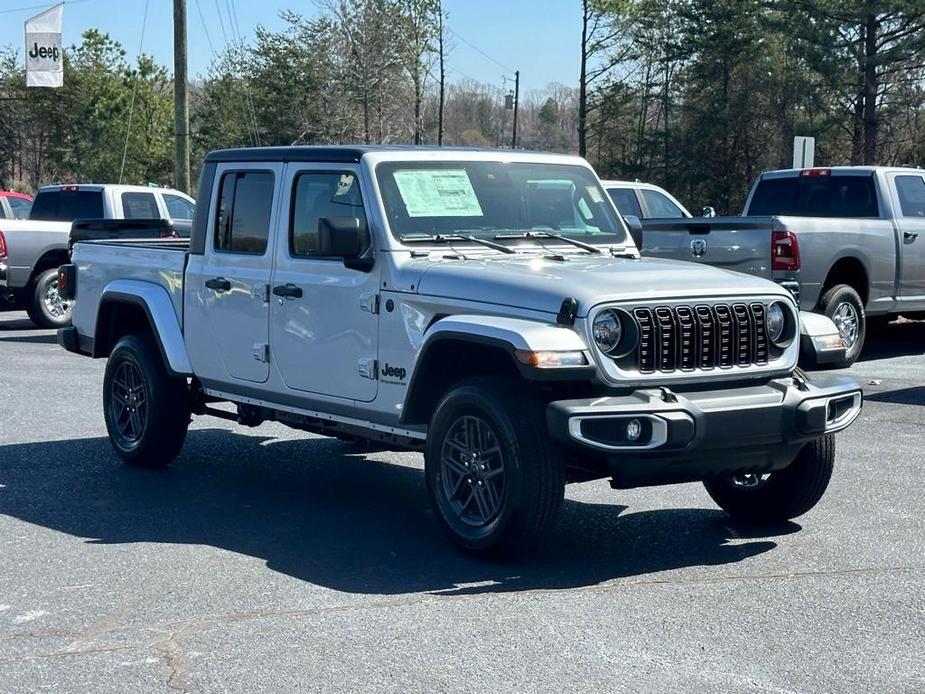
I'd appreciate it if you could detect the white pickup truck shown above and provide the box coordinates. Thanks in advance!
[0,183,194,327]
[57,146,862,558]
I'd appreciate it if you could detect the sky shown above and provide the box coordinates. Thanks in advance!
[0,0,581,94]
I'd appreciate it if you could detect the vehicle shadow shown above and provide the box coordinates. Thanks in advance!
[864,385,925,407]
[859,319,925,362]
[0,430,797,596]
[0,314,36,331]
[0,333,57,345]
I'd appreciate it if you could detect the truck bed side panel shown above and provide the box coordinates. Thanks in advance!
[70,243,187,340]
[773,216,897,312]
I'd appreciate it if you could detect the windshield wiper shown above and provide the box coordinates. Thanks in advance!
[493,230,602,254]
[400,233,515,254]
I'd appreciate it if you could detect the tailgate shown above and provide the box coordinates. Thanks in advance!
[640,216,774,278]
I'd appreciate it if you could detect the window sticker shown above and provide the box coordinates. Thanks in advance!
[586,186,604,203]
[393,169,484,217]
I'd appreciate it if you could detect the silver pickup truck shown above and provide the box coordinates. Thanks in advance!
[638,167,925,366]
[56,146,862,558]
[0,184,194,327]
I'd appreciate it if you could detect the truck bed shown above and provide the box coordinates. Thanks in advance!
[70,240,189,339]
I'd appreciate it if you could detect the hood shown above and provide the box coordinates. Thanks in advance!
[415,253,789,316]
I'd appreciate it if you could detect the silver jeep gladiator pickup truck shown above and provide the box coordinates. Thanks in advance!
[638,166,925,367]
[57,146,862,558]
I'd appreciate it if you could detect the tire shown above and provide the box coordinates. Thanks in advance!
[818,284,865,367]
[703,435,835,523]
[25,268,72,329]
[424,376,565,559]
[103,334,190,468]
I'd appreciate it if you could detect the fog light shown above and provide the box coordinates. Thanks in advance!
[626,418,642,442]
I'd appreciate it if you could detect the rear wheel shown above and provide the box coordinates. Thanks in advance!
[26,268,72,328]
[424,377,565,559]
[704,435,835,523]
[103,334,190,468]
[818,284,865,367]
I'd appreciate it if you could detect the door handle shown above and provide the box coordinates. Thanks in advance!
[205,277,231,292]
[904,231,919,241]
[272,283,303,298]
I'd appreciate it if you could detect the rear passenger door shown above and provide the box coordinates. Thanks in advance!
[187,163,282,384]
[892,173,925,308]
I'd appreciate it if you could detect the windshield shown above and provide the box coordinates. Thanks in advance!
[376,161,626,245]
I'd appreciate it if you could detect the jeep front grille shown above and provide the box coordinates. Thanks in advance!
[632,303,769,373]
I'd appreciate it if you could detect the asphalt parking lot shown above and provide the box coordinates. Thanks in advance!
[0,310,922,693]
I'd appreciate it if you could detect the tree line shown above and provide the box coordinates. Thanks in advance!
[1,0,923,213]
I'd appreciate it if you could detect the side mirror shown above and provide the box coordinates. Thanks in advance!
[622,214,643,247]
[701,206,716,218]
[317,216,366,257]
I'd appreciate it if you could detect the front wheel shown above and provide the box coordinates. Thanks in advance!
[424,377,565,559]
[703,435,835,523]
[103,334,190,468]
[26,268,73,328]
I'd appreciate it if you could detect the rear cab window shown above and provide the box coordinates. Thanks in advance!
[214,171,275,254]
[747,173,880,218]
[30,188,104,221]
[121,192,160,219]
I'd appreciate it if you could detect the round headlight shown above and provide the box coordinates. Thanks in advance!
[766,302,787,344]
[593,309,623,354]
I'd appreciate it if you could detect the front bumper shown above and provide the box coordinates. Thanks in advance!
[547,374,862,488]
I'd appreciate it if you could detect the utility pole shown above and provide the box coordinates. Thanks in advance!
[437,4,445,146]
[173,0,190,194]
[511,70,519,149]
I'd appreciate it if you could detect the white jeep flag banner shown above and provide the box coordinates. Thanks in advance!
[25,3,64,88]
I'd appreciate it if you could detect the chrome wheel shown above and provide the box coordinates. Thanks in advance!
[832,301,859,349]
[440,415,506,527]
[42,278,72,319]
[109,361,147,446]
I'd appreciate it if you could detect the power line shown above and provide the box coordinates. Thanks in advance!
[192,0,216,56]
[119,0,150,184]
[213,0,229,46]
[0,0,90,16]
[444,26,514,73]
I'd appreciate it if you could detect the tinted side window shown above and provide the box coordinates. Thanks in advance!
[290,172,366,257]
[30,190,103,221]
[642,189,685,218]
[8,196,32,219]
[121,192,160,219]
[215,171,274,254]
[164,194,195,220]
[895,175,925,218]
[606,188,642,218]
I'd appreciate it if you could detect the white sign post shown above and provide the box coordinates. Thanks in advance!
[25,3,64,88]
[793,136,815,169]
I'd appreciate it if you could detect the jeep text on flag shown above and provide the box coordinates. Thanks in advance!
[25,3,64,88]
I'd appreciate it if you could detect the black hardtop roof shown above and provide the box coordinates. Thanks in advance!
[203,144,511,164]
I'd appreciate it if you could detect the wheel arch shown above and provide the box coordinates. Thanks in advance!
[29,248,70,284]
[400,315,592,426]
[93,281,192,376]
[819,256,870,307]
